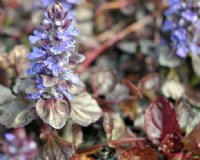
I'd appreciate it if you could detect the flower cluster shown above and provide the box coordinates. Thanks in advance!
[2,128,37,160]
[162,0,200,57]
[27,2,86,128]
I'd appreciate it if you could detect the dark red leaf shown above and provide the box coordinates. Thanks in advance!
[144,97,181,145]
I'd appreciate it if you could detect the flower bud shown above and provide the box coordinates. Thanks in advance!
[47,2,63,20]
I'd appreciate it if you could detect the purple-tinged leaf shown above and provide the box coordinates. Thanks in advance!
[36,98,71,129]
[40,129,74,160]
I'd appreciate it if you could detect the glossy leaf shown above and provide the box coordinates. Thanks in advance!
[144,96,181,144]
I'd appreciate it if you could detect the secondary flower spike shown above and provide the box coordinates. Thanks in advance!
[2,128,37,160]
[162,0,200,57]
[27,2,86,129]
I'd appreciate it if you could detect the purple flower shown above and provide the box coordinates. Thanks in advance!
[27,3,85,129]
[3,128,37,160]
[162,0,200,57]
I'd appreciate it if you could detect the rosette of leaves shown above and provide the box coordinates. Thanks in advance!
[25,2,102,129]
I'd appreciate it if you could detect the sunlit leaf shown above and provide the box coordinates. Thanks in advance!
[36,98,71,129]
[144,97,181,144]
[70,92,102,127]
[161,80,184,100]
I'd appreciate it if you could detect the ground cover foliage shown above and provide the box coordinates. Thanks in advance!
[1,0,200,159]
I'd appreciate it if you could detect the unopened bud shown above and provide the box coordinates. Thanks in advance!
[47,2,63,20]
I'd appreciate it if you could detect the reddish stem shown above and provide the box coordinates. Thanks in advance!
[77,12,157,73]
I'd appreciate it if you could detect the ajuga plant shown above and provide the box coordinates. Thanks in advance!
[26,2,102,129]
[162,0,200,57]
